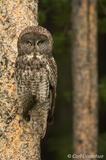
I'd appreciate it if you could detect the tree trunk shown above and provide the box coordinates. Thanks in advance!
[72,0,98,159]
[0,0,46,159]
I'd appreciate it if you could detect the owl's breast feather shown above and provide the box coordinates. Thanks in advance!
[36,54,43,61]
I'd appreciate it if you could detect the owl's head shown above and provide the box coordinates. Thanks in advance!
[17,26,53,57]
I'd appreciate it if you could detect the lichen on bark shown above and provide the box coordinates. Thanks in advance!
[0,0,46,159]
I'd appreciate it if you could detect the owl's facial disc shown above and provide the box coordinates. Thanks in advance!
[21,32,50,55]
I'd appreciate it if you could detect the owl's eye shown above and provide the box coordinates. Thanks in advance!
[27,41,32,46]
[37,40,44,46]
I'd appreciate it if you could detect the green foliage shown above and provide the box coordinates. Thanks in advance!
[99,76,106,107]
[98,18,106,34]
[63,90,72,103]
[52,1,70,28]
[38,11,46,25]
[53,33,66,55]
[98,0,106,14]
[39,0,70,31]
[40,0,51,6]
[101,0,106,5]
[48,135,73,160]
[98,0,106,33]
[98,133,106,158]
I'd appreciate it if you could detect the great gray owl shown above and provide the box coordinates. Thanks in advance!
[15,26,57,122]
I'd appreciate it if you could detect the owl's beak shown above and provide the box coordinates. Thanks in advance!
[33,48,37,53]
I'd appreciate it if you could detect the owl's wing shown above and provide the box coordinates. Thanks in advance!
[46,57,57,124]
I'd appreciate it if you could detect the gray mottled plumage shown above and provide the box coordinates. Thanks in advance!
[15,26,57,122]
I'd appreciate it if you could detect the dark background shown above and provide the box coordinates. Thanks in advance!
[38,0,106,159]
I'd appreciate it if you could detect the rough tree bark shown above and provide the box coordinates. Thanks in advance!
[72,0,98,159]
[0,0,47,159]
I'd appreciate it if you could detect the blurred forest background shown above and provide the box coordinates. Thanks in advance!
[38,0,106,159]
